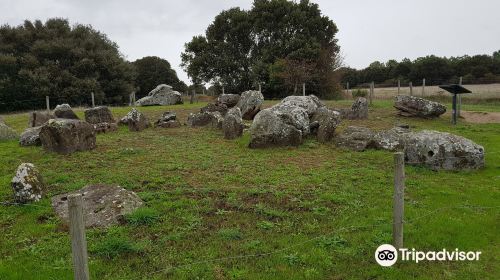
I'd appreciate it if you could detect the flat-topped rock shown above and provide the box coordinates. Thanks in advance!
[39,119,96,154]
[217,94,240,108]
[52,184,143,228]
[54,104,79,119]
[394,95,446,118]
[84,106,115,124]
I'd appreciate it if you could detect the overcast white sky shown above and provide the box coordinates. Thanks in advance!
[2,0,500,83]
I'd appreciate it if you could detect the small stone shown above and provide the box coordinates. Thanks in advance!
[11,163,44,203]
[19,126,43,146]
[53,104,79,119]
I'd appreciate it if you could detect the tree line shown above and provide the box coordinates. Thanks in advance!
[340,52,500,88]
[181,0,343,99]
[0,18,187,112]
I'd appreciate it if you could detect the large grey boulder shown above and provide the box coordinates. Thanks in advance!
[28,111,53,127]
[187,111,223,129]
[403,130,484,170]
[52,184,143,228]
[237,90,264,120]
[39,119,96,154]
[200,102,228,116]
[249,95,326,148]
[84,106,115,124]
[136,84,183,106]
[11,163,44,203]
[53,104,79,119]
[310,107,341,143]
[126,108,150,132]
[394,95,446,118]
[373,127,411,151]
[249,109,303,148]
[217,94,240,108]
[0,122,18,141]
[19,126,43,146]
[223,107,244,139]
[154,112,181,128]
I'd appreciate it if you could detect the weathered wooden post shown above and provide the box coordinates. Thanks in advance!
[302,83,305,96]
[46,96,50,114]
[458,77,463,117]
[68,194,90,280]
[409,82,413,96]
[393,152,405,249]
[346,82,349,96]
[222,86,225,95]
[369,81,374,105]
[129,93,132,106]
[258,83,262,93]
[397,79,401,95]
[132,91,136,106]
[91,92,95,108]
[190,90,195,104]
[422,79,426,96]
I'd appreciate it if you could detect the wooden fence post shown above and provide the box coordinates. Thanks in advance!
[258,83,261,93]
[91,92,95,108]
[68,194,90,280]
[346,82,349,96]
[369,81,374,105]
[458,77,463,117]
[132,92,136,106]
[397,79,400,95]
[393,152,405,249]
[422,78,425,96]
[409,82,413,96]
[222,87,225,95]
[190,90,195,104]
[46,96,50,114]
[302,83,305,96]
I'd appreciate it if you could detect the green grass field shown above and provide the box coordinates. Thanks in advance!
[0,100,499,279]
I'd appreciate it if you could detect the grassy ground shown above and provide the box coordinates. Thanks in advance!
[0,100,499,279]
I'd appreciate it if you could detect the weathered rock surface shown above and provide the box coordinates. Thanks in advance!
[11,163,44,203]
[154,112,181,128]
[338,97,368,119]
[94,122,118,134]
[19,126,43,146]
[223,107,244,139]
[39,119,96,154]
[310,107,341,143]
[136,84,183,106]
[126,108,150,132]
[54,104,79,119]
[187,111,223,129]
[0,122,18,141]
[217,94,240,108]
[372,127,410,151]
[249,95,328,148]
[335,126,376,151]
[403,130,484,170]
[394,95,446,118]
[28,111,53,127]
[200,102,228,116]
[52,184,143,228]
[237,90,264,120]
[84,106,115,124]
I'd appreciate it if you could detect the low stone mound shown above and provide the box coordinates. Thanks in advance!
[394,95,446,118]
[136,84,183,106]
[125,108,150,132]
[28,111,53,127]
[51,184,143,228]
[200,103,228,116]
[19,126,43,146]
[94,122,118,134]
[237,90,264,120]
[11,163,44,203]
[54,104,79,119]
[187,111,223,129]
[84,106,115,124]
[39,119,96,154]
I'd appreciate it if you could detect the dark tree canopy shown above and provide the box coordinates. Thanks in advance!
[132,56,187,98]
[0,18,135,112]
[341,52,500,87]
[181,0,342,99]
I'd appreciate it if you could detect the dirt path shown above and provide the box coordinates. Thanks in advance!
[461,111,500,123]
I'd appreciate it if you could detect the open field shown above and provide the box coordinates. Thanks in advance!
[0,100,499,279]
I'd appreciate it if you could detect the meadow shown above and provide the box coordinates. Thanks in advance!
[0,99,499,279]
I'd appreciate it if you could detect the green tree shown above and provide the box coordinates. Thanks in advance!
[0,18,135,112]
[132,56,187,98]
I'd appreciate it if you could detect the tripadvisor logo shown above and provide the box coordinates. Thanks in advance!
[375,244,482,267]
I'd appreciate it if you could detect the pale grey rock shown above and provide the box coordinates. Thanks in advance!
[19,126,42,146]
[223,107,244,139]
[11,163,44,203]
[394,95,446,118]
[217,94,240,108]
[136,84,183,106]
[126,108,150,132]
[84,106,115,124]
[236,90,264,120]
[54,104,79,119]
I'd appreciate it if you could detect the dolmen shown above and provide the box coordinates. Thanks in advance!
[249,95,340,148]
[394,95,446,118]
[237,90,264,120]
[136,84,183,106]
